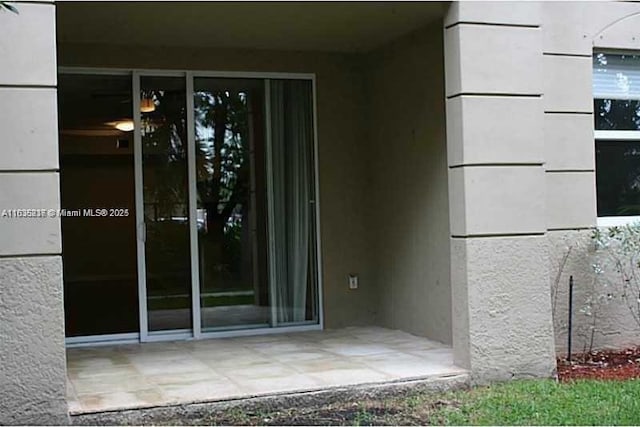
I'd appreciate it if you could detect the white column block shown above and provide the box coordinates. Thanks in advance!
[543,55,592,113]
[0,173,61,255]
[0,3,57,86]
[447,96,544,166]
[0,88,59,170]
[445,25,541,96]
[449,166,546,236]
[546,172,596,229]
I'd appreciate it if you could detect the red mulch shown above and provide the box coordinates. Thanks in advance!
[557,347,640,382]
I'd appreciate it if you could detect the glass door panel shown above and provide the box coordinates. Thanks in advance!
[140,75,193,332]
[193,78,270,331]
[59,73,138,337]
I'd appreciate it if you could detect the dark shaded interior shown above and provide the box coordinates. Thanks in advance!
[59,74,139,337]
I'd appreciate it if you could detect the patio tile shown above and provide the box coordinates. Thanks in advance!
[364,361,455,378]
[66,356,127,370]
[246,341,317,355]
[289,356,361,373]
[235,373,322,395]
[71,374,154,395]
[66,326,465,413]
[67,364,140,381]
[159,379,243,403]
[188,345,250,357]
[125,350,186,363]
[309,368,392,386]
[131,357,212,376]
[397,341,449,352]
[323,343,396,357]
[77,389,165,412]
[270,350,334,363]
[201,352,273,369]
[145,370,226,386]
[220,362,298,380]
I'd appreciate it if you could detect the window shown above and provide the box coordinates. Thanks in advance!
[594,52,640,226]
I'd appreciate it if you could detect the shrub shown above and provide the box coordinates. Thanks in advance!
[592,223,640,329]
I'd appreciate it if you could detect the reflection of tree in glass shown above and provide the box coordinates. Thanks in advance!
[618,146,640,215]
[594,53,640,131]
[142,89,189,221]
[194,90,249,267]
[597,142,640,216]
[595,98,640,130]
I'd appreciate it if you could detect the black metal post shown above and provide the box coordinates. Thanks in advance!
[567,275,574,362]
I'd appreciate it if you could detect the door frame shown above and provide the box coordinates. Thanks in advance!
[60,67,324,347]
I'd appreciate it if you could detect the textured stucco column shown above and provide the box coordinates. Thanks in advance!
[0,1,68,424]
[444,2,556,382]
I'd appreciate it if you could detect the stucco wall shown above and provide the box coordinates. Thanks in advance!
[549,230,640,355]
[57,43,378,329]
[444,2,557,382]
[541,1,640,353]
[363,24,452,344]
[0,1,69,424]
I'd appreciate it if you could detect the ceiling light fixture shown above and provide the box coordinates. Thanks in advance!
[140,97,156,113]
[115,120,134,132]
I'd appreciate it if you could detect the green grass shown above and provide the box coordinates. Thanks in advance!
[429,379,640,425]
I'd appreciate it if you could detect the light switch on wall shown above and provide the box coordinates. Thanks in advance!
[348,274,358,290]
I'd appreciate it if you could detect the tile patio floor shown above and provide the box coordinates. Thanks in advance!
[66,326,467,414]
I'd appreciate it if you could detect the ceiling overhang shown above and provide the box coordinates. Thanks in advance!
[56,2,447,53]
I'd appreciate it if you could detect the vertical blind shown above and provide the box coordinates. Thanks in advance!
[593,52,640,100]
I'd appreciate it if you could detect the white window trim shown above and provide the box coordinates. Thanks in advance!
[594,130,640,140]
[597,215,640,227]
[595,130,640,227]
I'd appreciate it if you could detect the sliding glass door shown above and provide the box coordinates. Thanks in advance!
[139,75,193,333]
[193,78,271,331]
[62,70,320,344]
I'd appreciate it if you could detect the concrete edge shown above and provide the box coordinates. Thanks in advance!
[71,373,471,425]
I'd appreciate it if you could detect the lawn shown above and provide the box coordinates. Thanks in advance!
[429,379,640,426]
[74,379,640,426]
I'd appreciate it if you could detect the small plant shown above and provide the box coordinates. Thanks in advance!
[0,2,18,13]
[592,223,640,329]
[353,408,375,426]
[550,233,614,355]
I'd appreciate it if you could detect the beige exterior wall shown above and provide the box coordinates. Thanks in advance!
[363,24,452,344]
[0,1,69,424]
[549,230,640,355]
[542,1,640,353]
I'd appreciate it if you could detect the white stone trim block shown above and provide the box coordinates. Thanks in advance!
[0,173,61,255]
[449,166,546,236]
[0,88,59,170]
[445,25,541,97]
[546,171,597,230]
[0,3,57,86]
[447,96,544,167]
